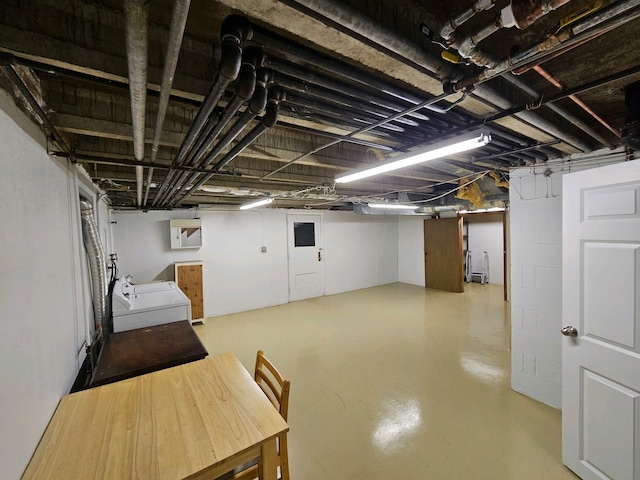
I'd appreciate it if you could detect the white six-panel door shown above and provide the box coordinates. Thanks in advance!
[562,159,640,479]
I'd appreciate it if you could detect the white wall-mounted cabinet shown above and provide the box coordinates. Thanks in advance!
[170,219,202,249]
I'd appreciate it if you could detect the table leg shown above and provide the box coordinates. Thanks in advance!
[259,437,278,480]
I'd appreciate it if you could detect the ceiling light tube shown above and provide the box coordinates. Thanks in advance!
[368,203,419,210]
[240,198,274,210]
[335,131,491,184]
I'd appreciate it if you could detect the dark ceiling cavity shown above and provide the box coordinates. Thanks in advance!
[0,0,638,211]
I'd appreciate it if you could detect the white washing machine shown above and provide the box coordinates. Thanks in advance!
[111,276,192,332]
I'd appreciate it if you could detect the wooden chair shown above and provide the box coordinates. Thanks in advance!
[217,350,290,480]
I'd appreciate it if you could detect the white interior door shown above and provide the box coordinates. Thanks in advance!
[562,159,640,480]
[287,214,324,302]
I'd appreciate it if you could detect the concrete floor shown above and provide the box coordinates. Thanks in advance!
[194,282,579,480]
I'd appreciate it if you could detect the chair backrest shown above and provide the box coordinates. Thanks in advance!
[254,350,290,422]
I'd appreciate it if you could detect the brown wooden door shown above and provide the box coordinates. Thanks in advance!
[175,263,204,320]
[423,217,464,292]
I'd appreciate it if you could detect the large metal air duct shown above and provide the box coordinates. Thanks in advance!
[143,0,192,206]
[124,0,150,207]
[79,199,110,335]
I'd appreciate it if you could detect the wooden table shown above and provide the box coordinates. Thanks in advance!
[22,353,289,480]
[89,320,208,387]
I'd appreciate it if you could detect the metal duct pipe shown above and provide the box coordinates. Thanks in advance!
[184,53,264,168]
[488,137,543,162]
[256,17,576,153]
[165,111,256,205]
[472,140,558,162]
[0,60,70,152]
[124,0,150,206]
[195,96,267,168]
[280,104,397,140]
[284,91,407,133]
[282,0,450,79]
[440,0,499,44]
[79,199,110,335]
[164,73,270,206]
[456,16,503,67]
[215,87,284,171]
[277,121,394,150]
[200,80,274,170]
[164,49,263,204]
[152,14,251,205]
[452,0,640,91]
[263,55,431,122]
[472,83,591,151]
[263,0,592,163]
[273,72,419,127]
[503,0,572,30]
[503,72,616,148]
[510,29,604,75]
[261,92,452,180]
[253,28,446,116]
[439,64,640,152]
[172,87,284,206]
[451,0,571,68]
[143,0,191,206]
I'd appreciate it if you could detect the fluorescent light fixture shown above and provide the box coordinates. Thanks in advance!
[240,198,273,210]
[335,131,491,184]
[368,203,418,210]
[462,207,506,214]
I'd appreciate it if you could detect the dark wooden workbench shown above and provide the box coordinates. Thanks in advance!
[89,320,208,387]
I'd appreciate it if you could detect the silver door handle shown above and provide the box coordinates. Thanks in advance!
[561,326,578,337]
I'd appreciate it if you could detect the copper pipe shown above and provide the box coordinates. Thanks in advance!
[533,65,621,138]
[509,0,572,30]
[511,25,613,75]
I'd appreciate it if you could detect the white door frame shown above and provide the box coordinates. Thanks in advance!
[287,213,324,302]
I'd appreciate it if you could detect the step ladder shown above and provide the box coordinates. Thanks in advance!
[465,250,489,284]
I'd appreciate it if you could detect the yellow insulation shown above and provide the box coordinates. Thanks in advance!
[455,178,485,208]
[489,171,509,189]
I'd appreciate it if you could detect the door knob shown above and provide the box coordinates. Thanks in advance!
[561,326,578,337]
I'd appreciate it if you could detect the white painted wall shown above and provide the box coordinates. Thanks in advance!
[323,211,398,295]
[510,166,564,408]
[112,209,289,316]
[398,217,425,286]
[508,155,624,409]
[466,219,504,285]
[112,209,400,317]
[0,88,95,479]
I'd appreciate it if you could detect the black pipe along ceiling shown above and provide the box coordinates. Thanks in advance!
[1,0,639,211]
